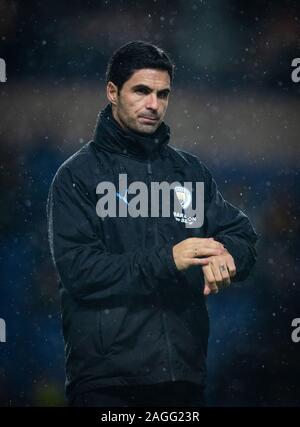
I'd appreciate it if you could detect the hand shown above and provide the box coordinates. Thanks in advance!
[172,237,225,271]
[203,249,236,295]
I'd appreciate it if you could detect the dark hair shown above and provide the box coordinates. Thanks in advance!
[105,40,175,91]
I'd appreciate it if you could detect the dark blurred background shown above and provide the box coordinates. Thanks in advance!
[0,0,299,406]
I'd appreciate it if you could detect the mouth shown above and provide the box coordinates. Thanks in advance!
[139,116,159,124]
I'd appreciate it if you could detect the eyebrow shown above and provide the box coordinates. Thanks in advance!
[131,84,171,95]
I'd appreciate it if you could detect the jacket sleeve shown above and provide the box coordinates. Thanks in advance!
[46,165,178,303]
[200,162,258,282]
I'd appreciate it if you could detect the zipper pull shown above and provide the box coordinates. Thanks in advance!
[147,160,152,176]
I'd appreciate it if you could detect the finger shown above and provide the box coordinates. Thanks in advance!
[192,247,224,258]
[198,241,225,250]
[203,284,211,295]
[209,259,224,288]
[202,264,218,293]
[189,238,224,251]
[219,263,231,287]
[226,256,236,278]
[210,259,231,289]
[189,257,211,266]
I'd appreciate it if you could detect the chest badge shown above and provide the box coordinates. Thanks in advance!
[174,186,192,209]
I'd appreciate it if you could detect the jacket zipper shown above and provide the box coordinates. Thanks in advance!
[147,159,176,382]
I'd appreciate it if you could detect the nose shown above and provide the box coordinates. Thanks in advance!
[145,93,158,111]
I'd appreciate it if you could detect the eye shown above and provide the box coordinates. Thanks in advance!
[135,88,149,95]
[158,91,169,99]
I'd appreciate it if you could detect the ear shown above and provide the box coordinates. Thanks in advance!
[106,81,118,105]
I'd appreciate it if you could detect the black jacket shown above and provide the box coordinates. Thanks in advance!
[47,103,258,399]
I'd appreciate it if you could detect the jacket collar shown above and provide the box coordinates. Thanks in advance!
[92,103,171,160]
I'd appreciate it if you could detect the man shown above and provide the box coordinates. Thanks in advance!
[47,40,258,407]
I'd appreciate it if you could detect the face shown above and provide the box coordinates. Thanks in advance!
[107,68,171,135]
